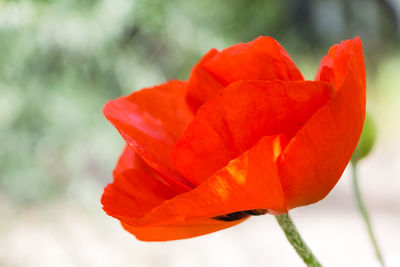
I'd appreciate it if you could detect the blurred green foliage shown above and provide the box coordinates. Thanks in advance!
[0,0,399,205]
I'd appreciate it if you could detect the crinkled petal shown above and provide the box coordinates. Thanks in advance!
[185,49,225,112]
[279,37,366,209]
[315,39,357,90]
[101,147,179,220]
[103,81,195,190]
[121,218,246,242]
[127,135,287,228]
[186,36,304,111]
[174,80,332,185]
[113,145,137,177]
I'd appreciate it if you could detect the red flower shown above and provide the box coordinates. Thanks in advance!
[102,36,366,241]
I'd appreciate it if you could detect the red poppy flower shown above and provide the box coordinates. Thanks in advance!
[102,36,366,241]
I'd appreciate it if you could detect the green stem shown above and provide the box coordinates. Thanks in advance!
[275,213,322,267]
[351,162,385,267]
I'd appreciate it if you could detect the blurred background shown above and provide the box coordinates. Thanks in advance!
[0,0,399,266]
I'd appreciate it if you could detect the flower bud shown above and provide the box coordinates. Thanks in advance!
[352,112,377,163]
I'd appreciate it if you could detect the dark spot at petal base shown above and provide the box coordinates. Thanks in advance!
[212,209,268,222]
[243,209,269,216]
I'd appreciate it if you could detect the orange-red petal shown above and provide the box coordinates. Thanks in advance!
[173,80,332,185]
[113,145,137,177]
[121,218,246,242]
[103,81,195,191]
[186,36,304,111]
[185,49,225,112]
[103,136,287,241]
[126,135,287,229]
[279,37,366,209]
[101,147,179,220]
[103,147,242,241]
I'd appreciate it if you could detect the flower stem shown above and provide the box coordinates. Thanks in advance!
[275,213,322,267]
[351,162,385,267]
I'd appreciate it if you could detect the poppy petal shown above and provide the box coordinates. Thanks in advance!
[315,38,359,90]
[186,36,304,111]
[101,148,179,220]
[103,81,195,190]
[121,218,246,241]
[185,49,225,112]
[279,37,366,209]
[173,80,332,185]
[128,135,287,228]
[113,145,137,177]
